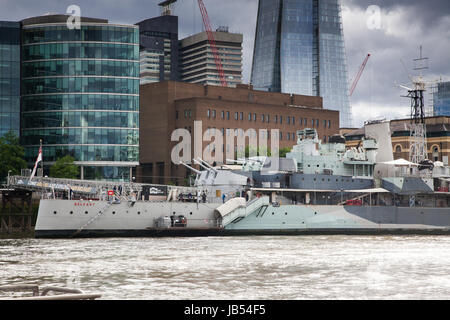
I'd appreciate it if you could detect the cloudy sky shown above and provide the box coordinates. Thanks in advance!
[1,0,449,127]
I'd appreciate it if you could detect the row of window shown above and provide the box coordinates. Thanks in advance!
[23,26,138,45]
[23,43,139,61]
[205,109,332,128]
[23,77,139,95]
[22,94,139,112]
[23,60,139,78]
[24,145,139,163]
[182,126,333,143]
[22,111,139,129]
[21,128,139,146]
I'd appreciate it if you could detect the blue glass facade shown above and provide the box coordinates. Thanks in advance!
[20,18,140,181]
[0,21,20,137]
[433,82,450,116]
[251,0,352,127]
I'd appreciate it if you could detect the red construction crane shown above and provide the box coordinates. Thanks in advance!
[349,53,371,96]
[197,0,228,87]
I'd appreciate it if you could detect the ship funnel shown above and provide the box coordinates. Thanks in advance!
[364,120,394,163]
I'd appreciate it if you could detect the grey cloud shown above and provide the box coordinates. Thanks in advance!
[1,0,449,127]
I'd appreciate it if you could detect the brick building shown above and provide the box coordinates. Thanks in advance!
[345,116,450,165]
[138,81,339,184]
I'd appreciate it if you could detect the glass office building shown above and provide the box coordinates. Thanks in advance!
[251,0,352,127]
[20,15,140,181]
[0,21,21,138]
[136,15,179,85]
[433,82,450,116]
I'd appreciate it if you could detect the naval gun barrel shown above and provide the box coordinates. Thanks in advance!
[180,162,201,174]
[197,158,218,172]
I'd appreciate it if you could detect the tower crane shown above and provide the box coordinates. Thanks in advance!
[197,0,227,87]
[349,53,371,96]
[159,0,228,87]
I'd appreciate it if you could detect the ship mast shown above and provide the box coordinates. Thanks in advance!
[403,46,429,165]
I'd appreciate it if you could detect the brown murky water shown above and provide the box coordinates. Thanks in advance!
[1,236,450,299]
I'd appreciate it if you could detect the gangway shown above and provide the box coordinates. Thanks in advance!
[215,196,270,227]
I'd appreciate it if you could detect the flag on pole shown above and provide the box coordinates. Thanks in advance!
[30,145,43,181]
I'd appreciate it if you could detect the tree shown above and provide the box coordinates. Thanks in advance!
[279,147,292,158]
[0,131,27,184]
[49,156,79,179]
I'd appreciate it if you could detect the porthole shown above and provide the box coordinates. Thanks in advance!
[70,211,73,215]
[137,212,141,215]
[285,212,288,215]
[272,212,275,215]
[112,211,116,215]
[85,211,88,215]
[190,212,193,215]
[53,211,57,215]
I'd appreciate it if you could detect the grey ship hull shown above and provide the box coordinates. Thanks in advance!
[34,199,450,238]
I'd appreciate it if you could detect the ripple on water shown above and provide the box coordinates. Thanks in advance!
[1,236,450,299]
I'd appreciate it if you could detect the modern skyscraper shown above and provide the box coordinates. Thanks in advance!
[20,15,140,181]
[433,81,450,116]
[0,21,21,138]
[251,0,352,127]
[180,28,243,87]
[136,15,179,85]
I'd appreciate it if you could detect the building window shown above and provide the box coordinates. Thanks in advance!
[189,110,192,119]
[267,115,270,123]
[212,110,216,118]
[175,110,179,119]
[235,112,238,120]
[261,114,265,123]
[328,120,331,128]
[395,145,402,153]
[287,116,290,125]
[248,113,252,121]
[324,120,327,128]
[226,111,230,120]
[240,112,243,120]
[292,117,295,125]
[207,109,210,118]
[311,119,315,127]
[316,119,319,127]
[221,111,225,119]
[304,118,307,126]
[280,132,283,140]
[275,115,278,123]
[287,133,290,140]
[299,118,302,126]
[254,113,257,121]
[280,116,283,124]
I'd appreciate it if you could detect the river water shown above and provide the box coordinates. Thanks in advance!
[1,235,450,300]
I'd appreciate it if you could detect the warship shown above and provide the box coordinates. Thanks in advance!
[12,120,449,238]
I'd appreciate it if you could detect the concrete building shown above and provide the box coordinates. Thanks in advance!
[138,81,339,185]
[179,28,243,87]
[136,15,179,85]
[344,116,450,165]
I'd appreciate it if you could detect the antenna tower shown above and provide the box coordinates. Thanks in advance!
[404,46,429,164]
